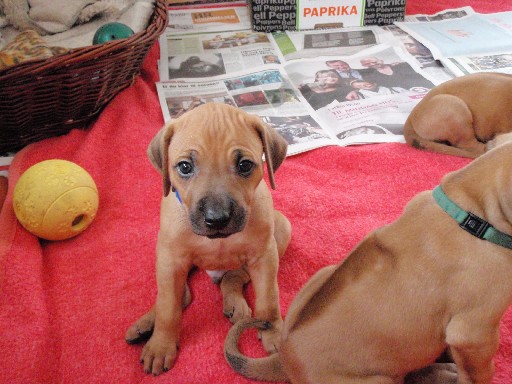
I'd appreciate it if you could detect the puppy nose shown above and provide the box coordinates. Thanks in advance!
[204,207,231,230]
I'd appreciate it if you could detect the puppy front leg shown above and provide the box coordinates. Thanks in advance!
[140,253,190,375]
[248,246,283,354]
[446,317,499,384]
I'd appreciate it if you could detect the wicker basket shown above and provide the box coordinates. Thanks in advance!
[0,0,168,154]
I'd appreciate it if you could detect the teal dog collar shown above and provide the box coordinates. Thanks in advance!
[433,185,512,249]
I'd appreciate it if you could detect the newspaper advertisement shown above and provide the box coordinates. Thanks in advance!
[248,0,406,33]
[296,0,366,31]
[159,29,284,80]
[396,10,512,75]
[167,2,251,35]
[282,44,436,145]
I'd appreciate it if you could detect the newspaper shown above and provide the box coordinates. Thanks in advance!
[159,29,284,80]
[384,6,476,81]
[156,68,335,155]
[166,1,251,35]
[270,23,453,84]
[396,9,512,76]
[156,40,437,156]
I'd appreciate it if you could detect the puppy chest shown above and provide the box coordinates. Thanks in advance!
[191,241,252,270]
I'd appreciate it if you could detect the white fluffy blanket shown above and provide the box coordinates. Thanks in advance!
[0,0,155,48]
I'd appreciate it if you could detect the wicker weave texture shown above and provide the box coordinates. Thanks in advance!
[0,0,168,154]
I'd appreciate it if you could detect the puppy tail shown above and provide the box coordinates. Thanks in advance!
[224,318,288,382]
[403,118,479,159]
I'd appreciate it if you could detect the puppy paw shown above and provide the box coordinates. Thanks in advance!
[220,269,251,323]
[259,322,282,354]
[125,308,156,344]
[140,335,178,376]
[405,363,458,384]
[223,294,252,324]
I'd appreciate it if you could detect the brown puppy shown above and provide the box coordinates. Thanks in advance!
[403,72,512,158]
[126,102,291,375]
[225,140,512,384]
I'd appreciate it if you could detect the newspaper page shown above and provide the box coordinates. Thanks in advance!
[441,52,512,76]
[438,12,512,75]
[378,24,453,83]
[380,7,475,81]
[156,68,336,156]
[166,1,251,35]
[395,11,512,72]
[283,44,437,145]
[159,29,284,80]
[269,23,452,83]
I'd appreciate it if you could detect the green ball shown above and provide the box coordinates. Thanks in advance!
[93,22,134,45]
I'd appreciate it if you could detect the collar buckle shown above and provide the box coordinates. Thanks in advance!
[460,212,490,239]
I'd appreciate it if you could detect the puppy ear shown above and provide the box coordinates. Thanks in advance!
[251,116,288,190]
[147,122,174,197]
[147,127,165,171]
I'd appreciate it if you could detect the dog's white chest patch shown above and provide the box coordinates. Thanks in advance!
[205,269,227,283]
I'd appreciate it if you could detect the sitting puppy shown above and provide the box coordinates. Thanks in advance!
[225,139,512,384]
[126,102,291,375]
[403,72,512,158]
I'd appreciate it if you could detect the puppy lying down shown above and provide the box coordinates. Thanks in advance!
[404,72,512,158]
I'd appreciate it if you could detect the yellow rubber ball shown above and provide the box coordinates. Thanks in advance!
[13,159,99,241]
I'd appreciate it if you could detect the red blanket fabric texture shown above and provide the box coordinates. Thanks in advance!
[1,1,511,383]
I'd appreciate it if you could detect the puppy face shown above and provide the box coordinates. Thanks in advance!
[148,103,288,239]
[169,113,264,238]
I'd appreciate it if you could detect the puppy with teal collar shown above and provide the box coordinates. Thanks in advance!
[225,139,512,384]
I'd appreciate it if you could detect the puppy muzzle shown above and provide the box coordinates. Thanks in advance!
[190,195,247,238]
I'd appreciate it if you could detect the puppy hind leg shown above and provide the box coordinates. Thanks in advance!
[220,268,252,323]
[125,306,156,344]
[412,95,471,141]
[411,95,485,158]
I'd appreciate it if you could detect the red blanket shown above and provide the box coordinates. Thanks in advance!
[1,1,511,383]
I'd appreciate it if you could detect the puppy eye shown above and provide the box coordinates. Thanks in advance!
[176,161,194,176]
[237,159,254,176]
